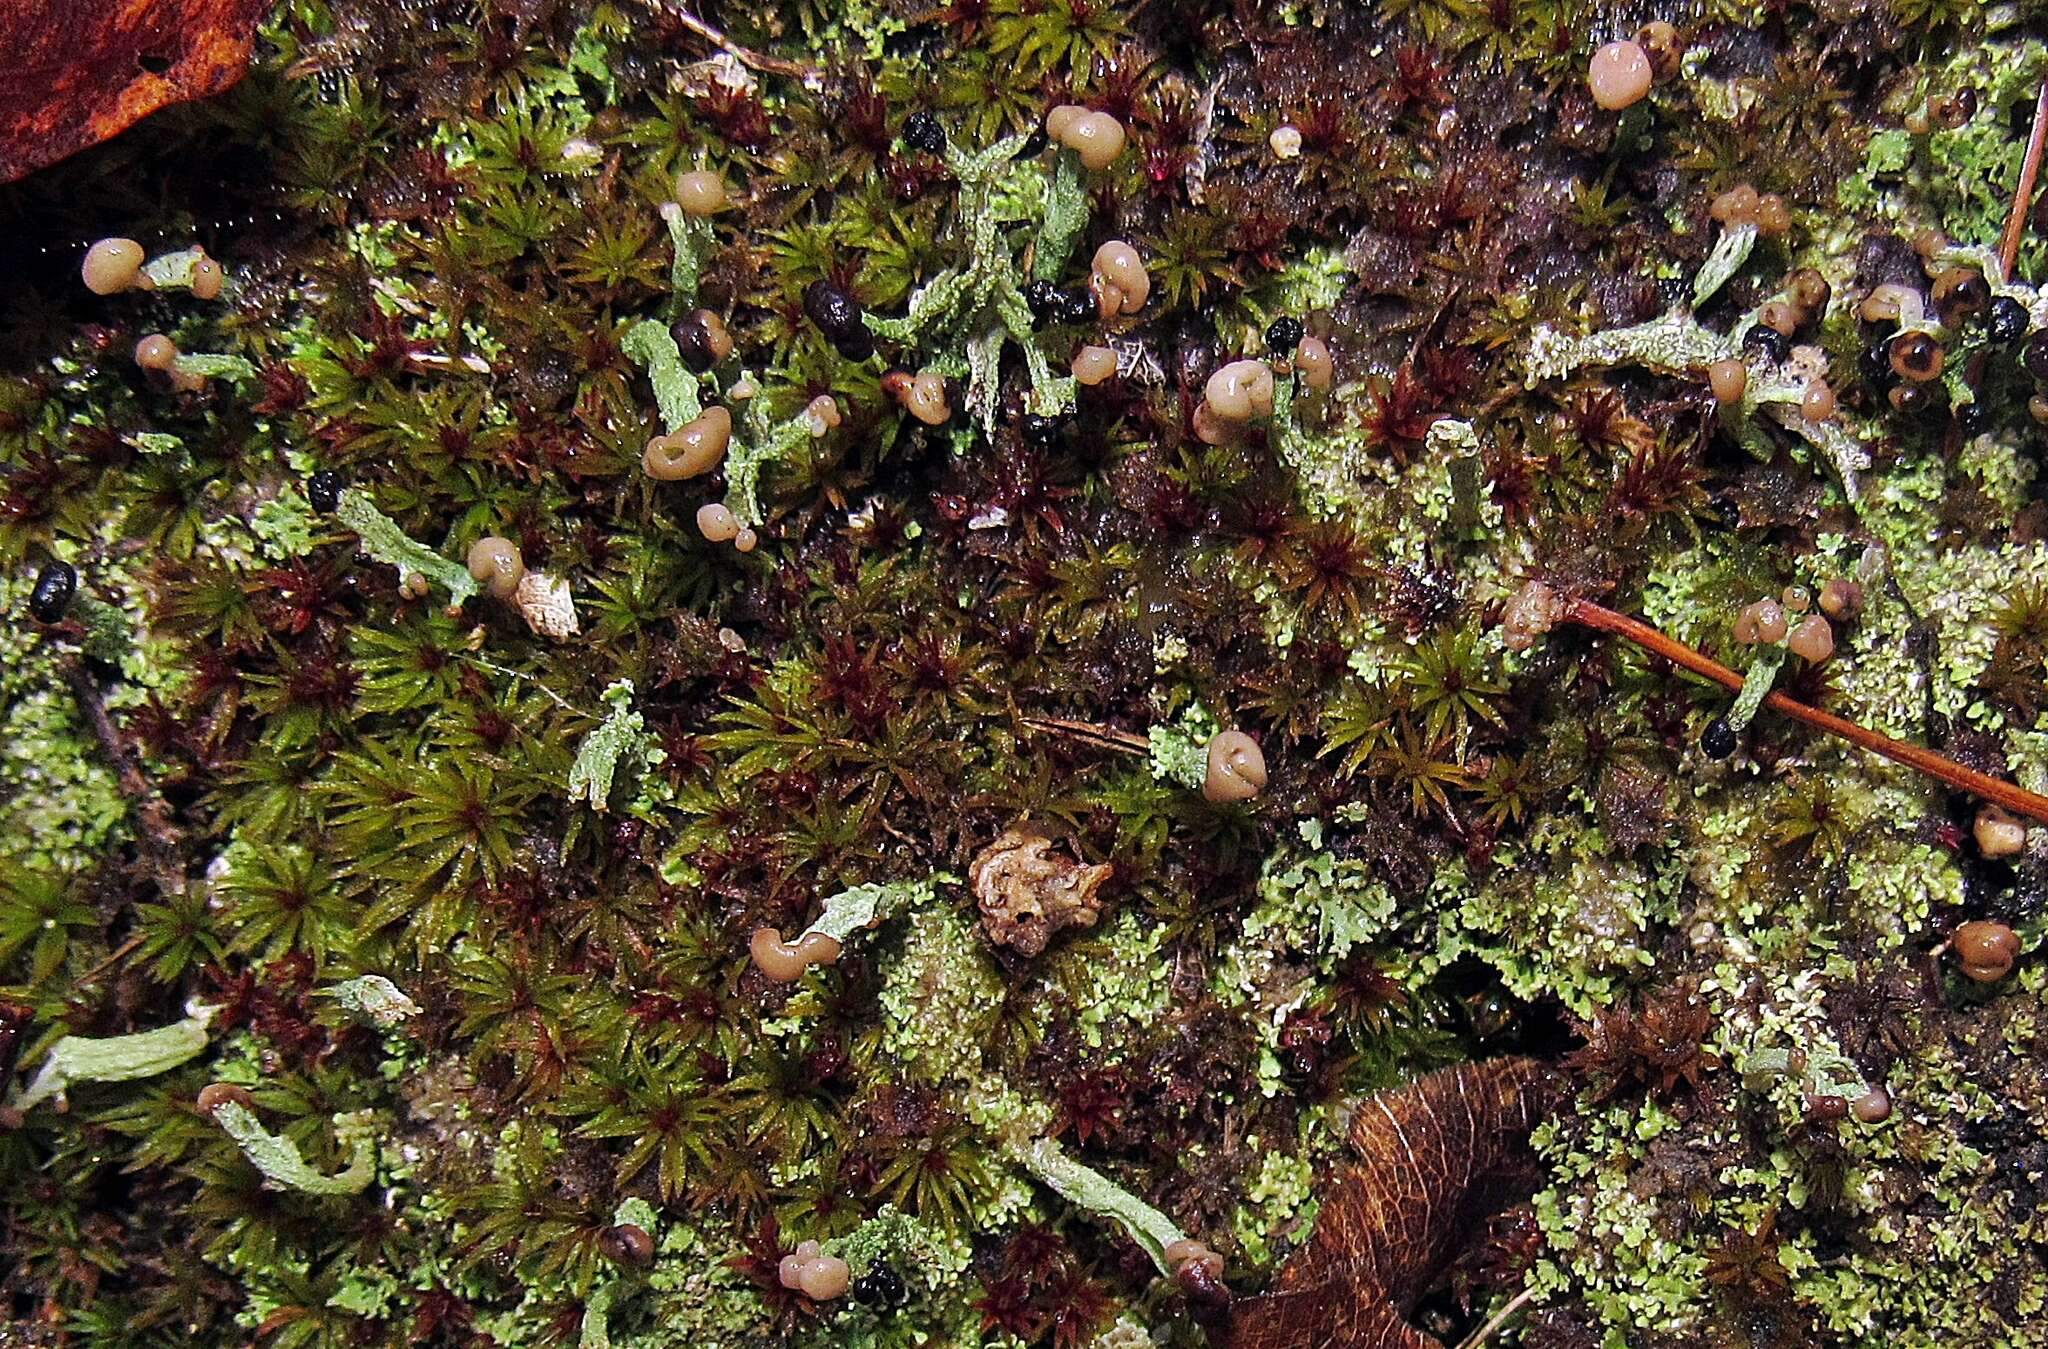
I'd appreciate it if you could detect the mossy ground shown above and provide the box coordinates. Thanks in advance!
[2,2,2047,1347]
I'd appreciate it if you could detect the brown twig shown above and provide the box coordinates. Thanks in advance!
[1455,1287,1537,1349]
[1564,598,2048,825]
[63,661,186,891]
[2000,72,2048,279]
[1018,715,1149,756]
[75,933,146,986]
[665,6,820,81]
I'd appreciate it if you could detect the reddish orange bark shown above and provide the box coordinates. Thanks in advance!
[0,0,269,182]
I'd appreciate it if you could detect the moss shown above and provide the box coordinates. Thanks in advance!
[6,3,2048,1345]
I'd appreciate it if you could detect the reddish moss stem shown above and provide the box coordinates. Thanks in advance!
[2000,73,2048,278]
[1565,598,2048,825]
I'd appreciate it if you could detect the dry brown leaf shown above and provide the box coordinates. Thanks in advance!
[0,0,269,183]
[1217,1057,1554,1349]
[970,823,1113,957]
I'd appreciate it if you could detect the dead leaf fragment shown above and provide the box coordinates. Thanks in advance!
[1219,1058,1554,1349]
[0,0,270,183]
[513,571,579,640]
[970,824,1113,957]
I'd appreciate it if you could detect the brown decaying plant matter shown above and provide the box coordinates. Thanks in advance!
[1221,1059,1554,1349]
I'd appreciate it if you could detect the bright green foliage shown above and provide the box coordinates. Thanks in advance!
[333,488,479,604]
[1009,1135,1189,1273]
[567,679,654,810]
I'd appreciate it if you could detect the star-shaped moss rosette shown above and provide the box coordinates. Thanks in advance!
[860,128,1090,436]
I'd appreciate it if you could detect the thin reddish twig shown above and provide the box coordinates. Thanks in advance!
[2000,73,2048,278]
[64,661,186,893]
[1565,598,2048,825]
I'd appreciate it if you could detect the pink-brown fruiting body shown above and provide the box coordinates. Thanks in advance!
[82,238,145,295]
[1587,41,1653,111]
[1787,613,1834,662]
[1706,358,1748,405]
[465,536,525,600]
[190,256,225,300]
[674,169,729,216]
[1203,359,1275,422]
[134,334,179,370]
[1203,731,1267,803]
[697,502,741,543]
[1294,337,1334,390]
[1071,345,1118,385]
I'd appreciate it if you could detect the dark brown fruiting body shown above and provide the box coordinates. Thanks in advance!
[1931,268,1989,323]
[1851,1088,1892,1124]
[672,309,734,371]
[1931,89,1976,128]
[196,1083,254,1117]
[600,1224,655,1266]
[1953,920,2020,982]
[1890,332,1943,382]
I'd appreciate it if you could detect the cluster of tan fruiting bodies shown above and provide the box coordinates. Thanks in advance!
[749,926,843,982]
[81,237,225,300]
[1579,29,2031,440]
[1730,578,1863,665]
[637,170,764,553]
[1191,331,1334,447]
[637,103,1172,520]
[81,236,231,394]
[1044,103,1126,170]
[1716,262,1840,421]
[777,1240,852,1301]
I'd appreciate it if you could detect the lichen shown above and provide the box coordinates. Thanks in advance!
[7,1001,217,1112]
[208,1101,380,1196]
[6,4,2048,1346]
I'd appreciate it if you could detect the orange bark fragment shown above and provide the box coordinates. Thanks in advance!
[0,0,269,183]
